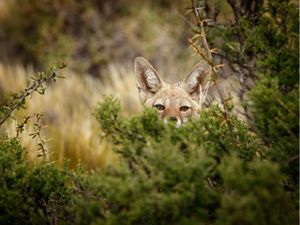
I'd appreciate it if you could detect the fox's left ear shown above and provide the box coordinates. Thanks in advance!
[182,60,211,102]
[134,57,163,103]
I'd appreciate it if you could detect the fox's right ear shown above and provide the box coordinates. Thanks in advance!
[182,60,211,103]
[134,57,163,102]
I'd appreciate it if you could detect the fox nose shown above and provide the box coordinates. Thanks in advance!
[169,115,178,121]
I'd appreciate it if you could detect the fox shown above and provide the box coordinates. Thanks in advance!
[134,57,211,127]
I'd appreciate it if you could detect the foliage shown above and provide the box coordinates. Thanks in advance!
[74,96,296,225]
[249,76,298,190]
[0,137,72,225]
[206,0,299,199]
[247,0,299,193]
[0,96,298,224]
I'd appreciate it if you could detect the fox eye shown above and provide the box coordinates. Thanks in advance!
[154,104,165,111]
[180,106,190,112]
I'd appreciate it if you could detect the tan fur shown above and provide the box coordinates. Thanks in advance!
[134,57,210,127]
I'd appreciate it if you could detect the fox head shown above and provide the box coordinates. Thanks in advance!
[134,57,211,127]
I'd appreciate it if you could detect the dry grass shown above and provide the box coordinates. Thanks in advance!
[0,0,12,22]
[0,62,140,169]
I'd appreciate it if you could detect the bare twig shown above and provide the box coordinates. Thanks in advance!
[189,0,232,118]
[187,0,241,141]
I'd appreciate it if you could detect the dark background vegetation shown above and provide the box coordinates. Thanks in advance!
[0,0,298,224]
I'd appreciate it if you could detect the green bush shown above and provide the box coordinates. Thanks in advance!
[84,97,297,225]
[0,137,72,225]
[246,0,298,194]
[0,96,298,224]
[207,0,298,200]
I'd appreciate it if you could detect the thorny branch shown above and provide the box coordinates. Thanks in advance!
[188,0,232,123]
[187,0,261,125]
[187,1,241,177]
[1,63,66,162]
[29,113,49,162]
[16,113,51,162]
[0,63,66,126]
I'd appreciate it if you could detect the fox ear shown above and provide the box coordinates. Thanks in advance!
[134,57,163,102]
[182,60,211,102]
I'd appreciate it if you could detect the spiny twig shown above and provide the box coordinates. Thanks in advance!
[16,113,49,162]
[0,63,66,126]
[188,0,234,121]
[29,113,48,162]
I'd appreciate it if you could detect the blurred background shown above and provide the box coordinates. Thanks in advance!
[0,0,203,168]
[0,0,297,169]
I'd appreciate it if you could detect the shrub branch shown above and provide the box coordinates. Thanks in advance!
[0,63,66,126]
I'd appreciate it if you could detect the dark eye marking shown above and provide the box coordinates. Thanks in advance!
[154,104,165,111]
[180,106,190,112]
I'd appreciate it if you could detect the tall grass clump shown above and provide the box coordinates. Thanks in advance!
[0,62,140,168]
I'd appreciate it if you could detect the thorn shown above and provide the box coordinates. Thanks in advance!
[210,48,219,54]
[214,64,225,68]
[185,9,193,15]
[196,7,205,11]
[191,34,201,40]
[220,119,228,127]
[203,19,213,23]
